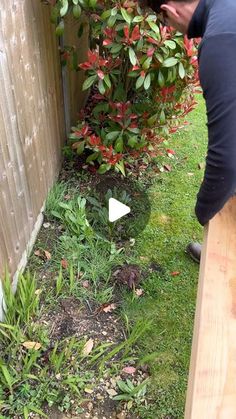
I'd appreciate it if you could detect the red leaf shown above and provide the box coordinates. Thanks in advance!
[122,366,136,374]
[79,62,93,70]
[163,164,172,172]
[88,49,97,64]
[166,149,175,155]
[147,47,155,57]
[171,271,180,276]
[97,69,105,80]
[103,39,112,46]
[131,25,140,41]
[61,259,68,269]
[124,25,130,40]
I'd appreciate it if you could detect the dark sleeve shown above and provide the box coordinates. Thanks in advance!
[195,34,236,226]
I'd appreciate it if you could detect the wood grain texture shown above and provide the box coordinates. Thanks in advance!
[0,1,65,277]
[185,196,236,419]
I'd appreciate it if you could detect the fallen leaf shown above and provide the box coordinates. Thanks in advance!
[171,271,180,276]
[35,289,42,296]
[43,222,51,229]
[34,249,42,257]
[61,259,68,269]
[122,366,136,374]
[102,303,117,313]
[163,164,172,172]
[82,280,90,288]
[22,341,41,350]
[64,194,71,200]
[166,148,175,155]
[106,388,118,397]
[139,256,149,261]
[187,172,194,176]
[44,250,51,260]
[84,388,93,394]
[82,338,94,356]
[135,289,144,297]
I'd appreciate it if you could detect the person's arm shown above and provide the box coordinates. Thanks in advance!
[195,34,236,226]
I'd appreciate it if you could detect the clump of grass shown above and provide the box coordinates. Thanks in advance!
[0,269,149,418]
[44,182,68,218]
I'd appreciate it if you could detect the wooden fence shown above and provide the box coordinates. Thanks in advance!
[0,1,88,290]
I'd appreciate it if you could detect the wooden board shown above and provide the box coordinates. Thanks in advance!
[185,196,236,418]
[0,0,65,278]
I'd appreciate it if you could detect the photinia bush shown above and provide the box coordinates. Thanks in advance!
[47,0,199,175]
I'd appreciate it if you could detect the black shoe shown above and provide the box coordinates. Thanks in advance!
[186,242,201,263]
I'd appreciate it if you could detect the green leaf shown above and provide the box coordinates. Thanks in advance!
[101,9,111,19]
[117,380,131,393]
[144,73,151,90]
[60,0,69,17]
[127,136,137,147]
[104,74,111,89]
[114,137,123,152]
[76,141,85,155]
[107,15,117,27]
[133,16,144,23]
[115,160,126,176]
[28,406,48,418]
[82,75,97,90]
[121,7,132,24]
[55,21,64,37]
[164,40,176,49]
[142,57,152,70]
[136,75,145,89]
[111,7,117,16]
[159,109,166,124]
[89,0,97,8]
[158,70,165,87]
[50,6,60,24]
[147,113,158,127]
[24,406,29,419]
[86,152,99,162]
[162,57,178,67]
[113,394,133,401]
[0,364,13,392]
[106,131,120,141]
[128,48,137,66]
[73,4,81,18]
[98,164,111,174]
[93,102,109,117]
[178,62,185,79]
[73,0,79,4]
[110,44,122,54]
[98,79,106,95]
[147,21,160,36]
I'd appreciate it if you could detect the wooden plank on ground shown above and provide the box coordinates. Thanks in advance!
[185,196,236,418]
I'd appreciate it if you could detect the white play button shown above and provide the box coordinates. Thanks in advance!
[108,198,131,223]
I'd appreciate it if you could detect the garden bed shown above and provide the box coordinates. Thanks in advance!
[0,97,206,418]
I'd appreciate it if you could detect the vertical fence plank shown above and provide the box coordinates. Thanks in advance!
[0,0,65,278]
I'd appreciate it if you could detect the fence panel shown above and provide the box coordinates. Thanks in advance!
[0,0,65,278]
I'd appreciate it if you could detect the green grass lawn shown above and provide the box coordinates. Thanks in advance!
[123,95,207,418]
